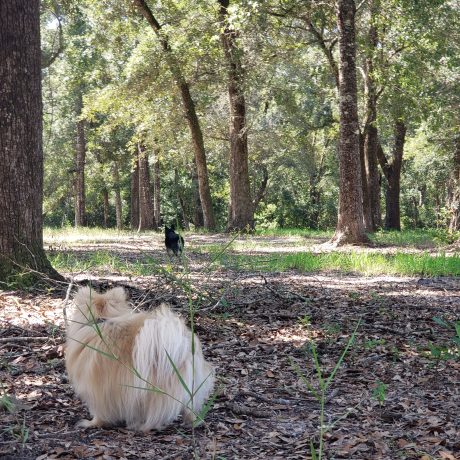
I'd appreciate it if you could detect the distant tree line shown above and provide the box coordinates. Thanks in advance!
[39,0,460,238]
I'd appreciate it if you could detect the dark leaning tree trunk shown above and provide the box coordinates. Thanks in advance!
[130,157,140,230]
[137,144,155,231]
[363,0,382,231]
[0,0,62,281]
[112,160,123,230]
[377,120,406,230]
[448,131,460,232]
[74,92,86,227]
[331,0,370,245]
[102,188,110,227]
[192,160,204,228]
[133,0,215,230]
[153,146,161,229]
[359,131,372,231]
[219,0,254,232]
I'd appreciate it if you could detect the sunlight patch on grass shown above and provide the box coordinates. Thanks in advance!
[44,227,157,244]
[370,229,459,247]
[48,251,161,276]
[254,228,333,238]
[222,252,460,277]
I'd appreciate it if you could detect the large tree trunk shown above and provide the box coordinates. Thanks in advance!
[219,0,254,232]
[130,158,140,230]
[132,0,215,230]
[363,1,382,230]
[137,143,155,231]
[331,0,369,245]
[191,161,204,228]
[112,160,123,230]
[0,0,62,281]
[74,93,86,227]
[448,131,460,232]
[377,120,406,230]
[153,147,161,229]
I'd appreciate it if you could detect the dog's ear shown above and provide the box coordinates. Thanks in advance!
[103,287,127,306]
[93,296,108,315]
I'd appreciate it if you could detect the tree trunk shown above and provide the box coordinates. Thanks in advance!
[132,0,215,230]
[174,169,190,230]
[448,132,460,232]
[191,161,204,228]
[137,143,155,231]
[74,93,86,227]
[331,0,369,245]
[219,0,254,232]
[363,1,382,230]
[112,160,123,230]
[359,131,373,231]
[0,0,62,281]
[130,157,140,230]
[377,120,406,230]
[153,147,161,229]
[102,188,110,228]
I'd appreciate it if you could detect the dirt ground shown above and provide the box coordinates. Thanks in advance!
[0,234,459,460]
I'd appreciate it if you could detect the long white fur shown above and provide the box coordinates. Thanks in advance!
[66,286,215,432]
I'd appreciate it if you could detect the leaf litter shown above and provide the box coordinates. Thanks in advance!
[0,237,459,460]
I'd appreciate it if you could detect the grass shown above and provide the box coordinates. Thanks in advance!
[44,226,156,244]
[48,251,161,276]
[220,251,460,276]
[44,227,460,277]
[254,228,333,238]
[48,248,460,277]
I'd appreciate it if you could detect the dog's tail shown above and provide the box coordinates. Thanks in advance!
[132,305,191,391]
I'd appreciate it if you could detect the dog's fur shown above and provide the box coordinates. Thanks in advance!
[65,286,214,431]
[165,225,185,257]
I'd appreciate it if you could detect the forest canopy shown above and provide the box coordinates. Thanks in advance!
[40,0,460,233]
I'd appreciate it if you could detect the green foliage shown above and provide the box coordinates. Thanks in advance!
[372,381,388,407]
[39,1,460,232]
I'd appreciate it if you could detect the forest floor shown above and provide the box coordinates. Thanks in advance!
[0,233,459,460]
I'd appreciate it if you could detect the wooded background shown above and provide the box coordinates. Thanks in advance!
[40,0,460,234]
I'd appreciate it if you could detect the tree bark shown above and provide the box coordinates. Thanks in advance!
[377,120,406,230]
[359,131,372,231]
[112,160,123,230]
[74,92,86,227]
[130,157,140,230]
[102,188,110,228]
[448,131,460,232]
[132,0,215,230]
[331,0,369,245]
[191,161,204,228]
[153,147,161,230]
[219,0,254,232]
[363,0,382,230]
[0,0,62,281]
[174,169,190,230]
[137,143,155,231]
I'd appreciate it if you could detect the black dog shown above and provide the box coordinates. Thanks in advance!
[165,225,184,257]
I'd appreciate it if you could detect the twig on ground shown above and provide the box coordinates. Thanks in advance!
[0,336,51,343]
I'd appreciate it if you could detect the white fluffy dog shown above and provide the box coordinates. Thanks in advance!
[65,286,214,431]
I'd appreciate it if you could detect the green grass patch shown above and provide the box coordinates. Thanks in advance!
[221,251,460,276]
[370,229,459,247]
[44,226,158,244]
[48,251,162,276]
[253,227,333,238]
